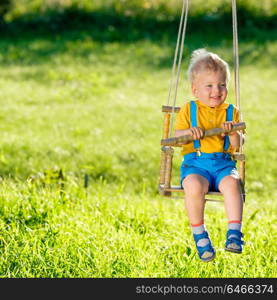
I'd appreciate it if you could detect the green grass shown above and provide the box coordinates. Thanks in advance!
[0,17,276,277]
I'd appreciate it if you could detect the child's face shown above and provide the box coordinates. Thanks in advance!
[191,70,228,108]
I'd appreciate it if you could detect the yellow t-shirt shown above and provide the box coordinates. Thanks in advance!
[174,100,240,156]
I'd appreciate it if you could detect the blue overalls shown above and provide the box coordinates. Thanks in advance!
[180,101,238,191]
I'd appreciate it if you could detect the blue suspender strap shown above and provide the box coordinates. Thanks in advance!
[189,101,201,151]
[223,104,234,151]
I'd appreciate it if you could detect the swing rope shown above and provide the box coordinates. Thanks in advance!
[232,0,243,154]
[167,0,189,138]
[166,0,186,106]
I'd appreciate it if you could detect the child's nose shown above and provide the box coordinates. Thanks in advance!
[212,86,221,94]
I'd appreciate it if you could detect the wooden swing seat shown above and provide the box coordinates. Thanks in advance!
[158,105,246,202]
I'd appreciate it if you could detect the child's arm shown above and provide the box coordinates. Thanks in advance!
[174,127,204,143]
[174,103,204,143]
[221,121,245,149]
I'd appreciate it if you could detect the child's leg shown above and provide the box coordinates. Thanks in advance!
[218,175,243,222]
[218,175,244,253]
[183,174,215,261]
[182,174,209,225]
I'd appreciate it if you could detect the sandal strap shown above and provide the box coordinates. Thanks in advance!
[196,243,215,257]
[227,229,243,239]
[193,231,209,243]
[226,229,244,246]
[193,231,215,258]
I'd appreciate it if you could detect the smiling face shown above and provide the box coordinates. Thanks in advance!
[191,70,228,108]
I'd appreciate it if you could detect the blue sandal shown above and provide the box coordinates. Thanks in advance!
[193,231,216,262]
[225,229,244,253]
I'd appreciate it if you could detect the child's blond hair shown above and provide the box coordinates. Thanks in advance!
[188,48,230,83]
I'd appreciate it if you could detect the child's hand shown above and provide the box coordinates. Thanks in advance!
[221,121,237,137]
[188,127,204,140]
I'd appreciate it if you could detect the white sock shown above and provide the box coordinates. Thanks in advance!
[227,221,242,250]
[228,221,242,239]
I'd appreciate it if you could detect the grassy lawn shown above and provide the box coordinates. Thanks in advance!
[0,12,276,277]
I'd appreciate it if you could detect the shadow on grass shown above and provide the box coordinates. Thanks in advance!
[0,6,277,41]
[0,8,276,72]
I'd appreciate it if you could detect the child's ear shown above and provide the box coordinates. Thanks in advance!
[191,84,197,97]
